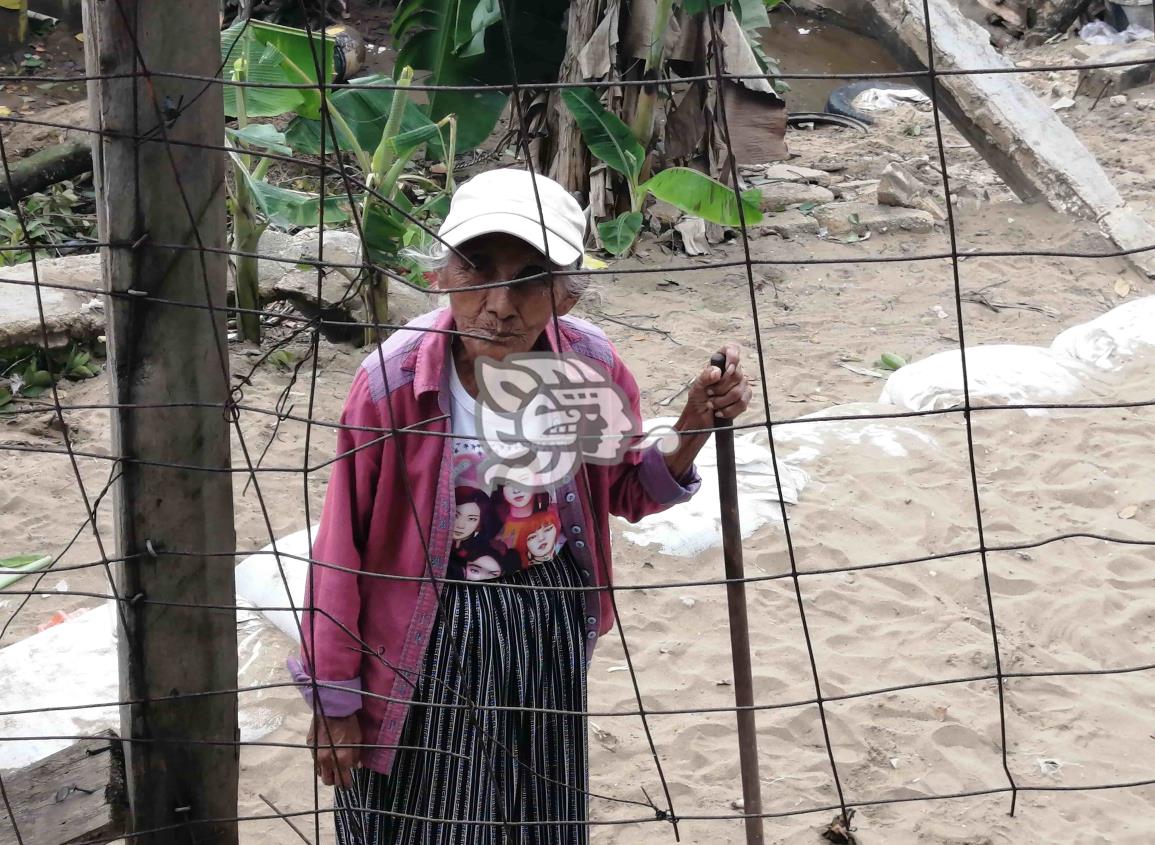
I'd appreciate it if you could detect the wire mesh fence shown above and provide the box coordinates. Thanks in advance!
[0,0,1153,842]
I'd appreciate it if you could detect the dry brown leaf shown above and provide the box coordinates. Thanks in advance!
[1118,505,1138,520]
[1114,279,1131,297]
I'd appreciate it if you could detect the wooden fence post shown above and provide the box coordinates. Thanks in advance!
[83,1,239,843]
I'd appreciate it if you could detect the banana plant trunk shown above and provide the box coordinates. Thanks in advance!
[543,0,607,194]
[362,268,388,347]
[629,0,674,155]
[231,175,263,343]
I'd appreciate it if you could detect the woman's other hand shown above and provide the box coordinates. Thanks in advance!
[309,713,362,788]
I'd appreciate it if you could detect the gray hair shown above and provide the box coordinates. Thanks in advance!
[401,241,590,299]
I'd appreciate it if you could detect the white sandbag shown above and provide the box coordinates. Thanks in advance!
[879,345,1089,414]
[0,602,288,769]
[775,402,942,463]
[619,418,808,557]
[1051,296,1155,370]
[234,525,315,644]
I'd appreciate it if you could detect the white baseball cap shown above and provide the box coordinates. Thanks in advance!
[437,169,587,268]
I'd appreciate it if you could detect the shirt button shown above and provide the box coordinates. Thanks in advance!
[565,492,576,503]
[571,525,582,534]
[575,540,586,549]
[586,630,597,640]
[585,616,597,626]
[582,569,592,581]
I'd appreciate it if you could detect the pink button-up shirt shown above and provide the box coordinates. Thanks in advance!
[291,308,700,774]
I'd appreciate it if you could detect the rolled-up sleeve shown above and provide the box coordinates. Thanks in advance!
[287,658,363,718]
[636,442,701,505]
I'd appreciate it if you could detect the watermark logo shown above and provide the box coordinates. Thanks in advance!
[473,353,678,492]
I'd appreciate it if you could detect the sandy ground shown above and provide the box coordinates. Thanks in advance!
[2,12,1155,845]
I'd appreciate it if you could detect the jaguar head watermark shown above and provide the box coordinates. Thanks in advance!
[473,353,678,491]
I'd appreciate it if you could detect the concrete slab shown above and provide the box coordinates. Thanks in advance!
[747,163,835,187]
[799,0,1155,277]
[1074,42,1155,96]
[759,182,836,211]
[0,254,104,348]
[815,201,936,234]
[756,209,821,239]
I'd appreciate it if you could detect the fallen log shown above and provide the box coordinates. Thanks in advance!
[797,0,1155,278]
[0,140,92,207]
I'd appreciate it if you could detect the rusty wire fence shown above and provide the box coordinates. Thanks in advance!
[0,0,1153,842]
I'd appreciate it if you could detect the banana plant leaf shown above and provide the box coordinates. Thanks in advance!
[361,192,416,268]
[394,32,508,155]
[643,167,763,227]
[0,554,52,590]
[221,19,336,119]
[254,182,356,228]
[283,75,437,157]
[250,19,336,83]
[226,123,293,155]
[597,212,644,256]
[561,87,645,183]
[731,0,785,79]
[231,148,357,228]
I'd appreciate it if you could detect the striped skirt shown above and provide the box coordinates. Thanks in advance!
[334,550,590,845]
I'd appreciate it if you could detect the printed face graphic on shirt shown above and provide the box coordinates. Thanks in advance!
[526,521,558,563]
[464,555,503,581]
[449,439,568,581]
[454,501,481,541]
[503,483,533,511]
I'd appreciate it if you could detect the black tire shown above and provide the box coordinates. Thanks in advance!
[825,80,924,126]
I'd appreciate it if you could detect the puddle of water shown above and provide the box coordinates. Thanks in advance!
[761,17,907,113]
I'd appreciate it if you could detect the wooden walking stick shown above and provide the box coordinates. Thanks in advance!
[710,351,765,845]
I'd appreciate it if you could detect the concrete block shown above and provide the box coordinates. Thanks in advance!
[815,201,936,235]
[0,254,104,348]
[1074,42,1155,96]
[756,209,821,239]
[751,164,835,187]
[758,182,836,212]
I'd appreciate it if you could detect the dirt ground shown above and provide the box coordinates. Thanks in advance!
[1,3,1154,843]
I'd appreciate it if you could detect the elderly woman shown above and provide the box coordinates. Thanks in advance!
[293,168,751,844]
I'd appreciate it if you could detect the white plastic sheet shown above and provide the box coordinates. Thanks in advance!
[1079,19,1155,44]
[619,418,808,557]
[775,402,942,464]
[0,603,287,769]
[234,525,315,644]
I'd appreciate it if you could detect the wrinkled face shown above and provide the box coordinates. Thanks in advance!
[454,501,481,541]
[527,522,558,560]
[464,555,503,581]
[439,233,579,362]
